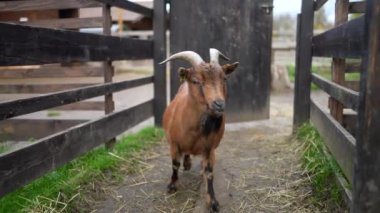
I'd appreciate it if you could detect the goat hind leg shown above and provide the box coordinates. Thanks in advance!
[183,154,191,171]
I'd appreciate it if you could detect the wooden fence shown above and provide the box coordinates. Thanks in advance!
[293,0,380,211]
[0,0,166,198]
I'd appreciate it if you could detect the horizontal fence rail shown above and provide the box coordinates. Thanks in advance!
[0,0,101,11]
[0,100,153,197]
[312,16,364,58]
[349,1,366,13]
[0,65,104,78]
[0,83,94,94]
[311,73,359,110]
[0,23,153,66]
[0,76,153,120]
[310,100,356,184]
[4,17,104,29]
[345,62,362,73]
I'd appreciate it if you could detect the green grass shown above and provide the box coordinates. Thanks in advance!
[345,72,360,81]
[296,124,348,209]
[0,127,164,212]
[0,144,9,154]
[47,111,61,117]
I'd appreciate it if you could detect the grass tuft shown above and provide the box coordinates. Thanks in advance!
[296,124,348,210]
[0,143,9,154]
[0,127,164,213]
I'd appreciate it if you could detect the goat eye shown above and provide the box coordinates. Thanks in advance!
[191,79,199,84]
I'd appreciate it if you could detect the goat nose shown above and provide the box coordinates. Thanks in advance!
[212,100,225,112]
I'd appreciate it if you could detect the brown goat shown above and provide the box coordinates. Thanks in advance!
[160,49,238,212]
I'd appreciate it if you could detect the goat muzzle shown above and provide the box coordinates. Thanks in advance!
[210,99,225,117]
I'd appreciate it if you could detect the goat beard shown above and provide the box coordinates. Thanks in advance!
[200,112,224,137]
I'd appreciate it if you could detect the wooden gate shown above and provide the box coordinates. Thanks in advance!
[169,0,273,122]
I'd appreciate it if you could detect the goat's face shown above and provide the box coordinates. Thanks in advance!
[160,48,239,116]
[179,62,238,117]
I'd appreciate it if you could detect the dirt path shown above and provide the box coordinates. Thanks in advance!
[90,92,323,212]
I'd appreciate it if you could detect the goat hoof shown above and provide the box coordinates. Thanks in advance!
[209,200,220,212]
[167,183,177,193]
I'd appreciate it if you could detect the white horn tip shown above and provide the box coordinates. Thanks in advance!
[209,48,230,63]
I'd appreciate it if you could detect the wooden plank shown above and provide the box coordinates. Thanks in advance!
[0,10,59,22]
[3,17,103,29]
[342,113,357,136]
[329,0,349,123]
[312,73,359,111]
[153,0,167,126]
[0,76,153,120]
[354,0,380,211]
[312,17,364,58]
[0,100,153,197]
[314,0,329,11]
[310,99,355,184]
[0,83,94,94]
[93,0,153,18]
[0,0,102,12]
[52,101,104,111]
[0,23,153,66]
[293,0,314,129]
[336,174,353,210]
[316,127,353,208]
[0,119,86,141]
[0,65,103,78]
[0,0,101,12]
[345,62,361,73]
[349,1,366,14]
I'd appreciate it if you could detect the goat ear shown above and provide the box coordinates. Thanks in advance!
[178,67,190,83]
[222,62,239,75]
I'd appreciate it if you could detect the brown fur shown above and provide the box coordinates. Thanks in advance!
[163,62,238,212]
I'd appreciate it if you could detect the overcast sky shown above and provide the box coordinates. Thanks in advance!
[273,0,335,22]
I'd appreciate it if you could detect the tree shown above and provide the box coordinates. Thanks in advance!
[314,7,332,29]
[273,14,295,32]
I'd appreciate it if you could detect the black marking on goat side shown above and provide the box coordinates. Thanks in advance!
[200,114,223,137]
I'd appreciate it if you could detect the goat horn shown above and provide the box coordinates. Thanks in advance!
[159,51,204,67]
[209,48,230,64]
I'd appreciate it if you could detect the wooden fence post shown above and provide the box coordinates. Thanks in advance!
[293,0,314,130]
[353,0,380,211]
[103,4,116,149]
[153,0,167,126]
[329,0,348,123]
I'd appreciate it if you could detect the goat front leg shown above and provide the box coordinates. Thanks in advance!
[203,150,219,212]
[168,145,181,193]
